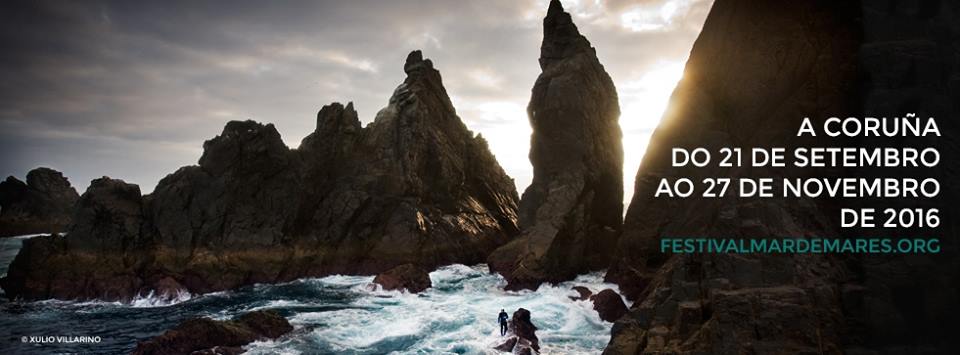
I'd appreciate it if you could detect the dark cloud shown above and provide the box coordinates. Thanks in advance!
[0,0,710,196]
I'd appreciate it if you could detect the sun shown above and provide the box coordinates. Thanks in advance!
[620,61,686,204]
[453,61,688,206]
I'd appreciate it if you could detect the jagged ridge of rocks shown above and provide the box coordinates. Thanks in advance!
[0,167,79,237]
[0,50,519,301]
[488,0,622,291]
[604,0,959,354]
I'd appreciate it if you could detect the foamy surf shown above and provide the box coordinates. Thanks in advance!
[130,289,193,308]
[242,264,624,354]
[0,254,622,354]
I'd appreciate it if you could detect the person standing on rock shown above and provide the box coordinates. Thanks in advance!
[498,309,509,336]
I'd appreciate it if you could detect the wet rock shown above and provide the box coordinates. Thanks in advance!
[589,289,627,322]
[494,308,540,354]
[131,310,292,355]
[569,286,592,301]
[1,50,519,301]
[488,0,622,291]
[0,167,79,237]
[373,263,431,293]
[492,337,517,352]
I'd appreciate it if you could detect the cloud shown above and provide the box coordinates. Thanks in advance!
[0,0,711,205]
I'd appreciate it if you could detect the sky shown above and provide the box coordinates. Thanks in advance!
[0,0,712,205]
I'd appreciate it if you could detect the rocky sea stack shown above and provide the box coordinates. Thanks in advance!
[0,51,519,301]
[0,167,79,237]
[488,0,622,291]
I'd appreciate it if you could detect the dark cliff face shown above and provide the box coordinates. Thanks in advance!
[605,0,959,354]
[846,0,959,351]
[488,0,623,290]
[0,167,79,237]
[606,0,861,302]
[0,51,519,301]
[605,0,861,353]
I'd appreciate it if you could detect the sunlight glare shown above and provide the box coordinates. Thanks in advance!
[620,61,686,206]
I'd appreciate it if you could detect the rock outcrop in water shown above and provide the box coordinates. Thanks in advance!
[488,0,622,291]
[0,50,519,301]
[0,167,79,237]
[131,310,292,355]
[373,263,431,293]
[494,308,540,354]
[590,289,627,323]
[604,0,959,354]
[569,286,592,301]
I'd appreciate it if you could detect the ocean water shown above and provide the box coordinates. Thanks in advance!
[0,235,624,354]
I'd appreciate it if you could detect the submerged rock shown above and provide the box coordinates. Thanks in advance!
[1,51,519,301]
[494,308,540,354]
[131,310,292,355]
[0,167,79,237]
[488,0,622,291]
[373,263,431,293]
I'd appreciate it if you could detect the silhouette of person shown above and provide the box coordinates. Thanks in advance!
[498,309,509,336]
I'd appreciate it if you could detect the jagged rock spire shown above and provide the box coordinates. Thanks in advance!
[403,50,433,74]
[540,0,594,69]
[487,0,622,290]
[315,102,360,136]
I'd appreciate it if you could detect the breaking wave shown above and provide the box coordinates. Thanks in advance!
[1,235,623,354]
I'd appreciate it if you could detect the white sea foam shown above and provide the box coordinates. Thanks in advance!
[243,339,303,355]
[130,289,193,308]
[1,236,622,355]
[248,264,625,354]
[10,233,48,239]
[24,289,194,310]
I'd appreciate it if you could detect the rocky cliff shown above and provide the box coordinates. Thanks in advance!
[0,50,519,301]
[605,0,958,354]
[0,167,79,237]
[843,0,959,352]
[488,0,622,290]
